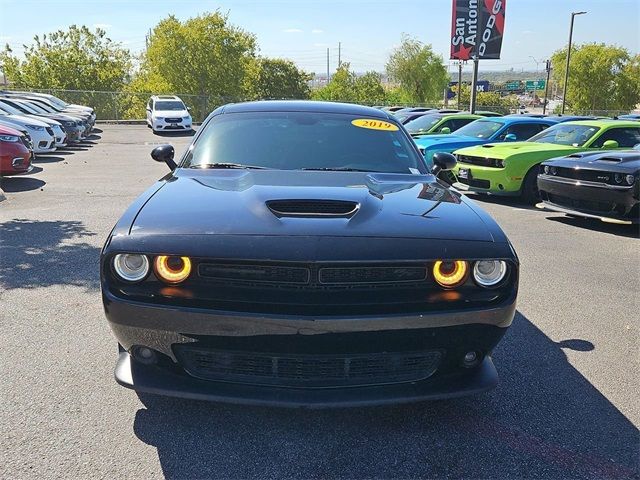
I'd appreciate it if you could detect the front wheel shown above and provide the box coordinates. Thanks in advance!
[521,166,540,204]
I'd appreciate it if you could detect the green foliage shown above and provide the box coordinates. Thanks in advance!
[386,35,449,104]
[311,64,389,105]
[130,12,256,120]
[551,43,640,113]
[0,25,131,118]
[452,84,519,114]
[244,58,311,100]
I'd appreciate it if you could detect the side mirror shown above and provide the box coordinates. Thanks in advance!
[431,152,457,175]
[151,144,177,170]
[187,106,191,112]
[440,126,451,134]
[601,140,619,149]
[146,107,151,112]
[504,133,517,142]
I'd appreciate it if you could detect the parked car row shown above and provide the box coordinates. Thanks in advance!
[0,91,96,176]
[383,105,640,225]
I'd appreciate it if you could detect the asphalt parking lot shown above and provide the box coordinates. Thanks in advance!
[1,124,638,479]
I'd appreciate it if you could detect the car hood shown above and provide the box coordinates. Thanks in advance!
[153,109,189,118]
[0,114,50,127]
[28,116,61,127]
[543,151,640,172]
[456,141,580,159]
[130,170,496,242]
[415,133,484,150]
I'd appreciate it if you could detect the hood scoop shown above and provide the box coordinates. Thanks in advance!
[266,199,359,218]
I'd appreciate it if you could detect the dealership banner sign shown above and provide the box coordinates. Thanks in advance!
[451,0,506,60]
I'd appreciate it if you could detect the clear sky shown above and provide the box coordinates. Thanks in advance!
[1,0,638,75]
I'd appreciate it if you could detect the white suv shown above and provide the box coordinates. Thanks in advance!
[146,95,192,133]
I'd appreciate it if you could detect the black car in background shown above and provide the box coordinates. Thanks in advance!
[101,101,519,407]
[537,149,640,224]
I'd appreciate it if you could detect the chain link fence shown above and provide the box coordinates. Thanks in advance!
[2,88,634,120]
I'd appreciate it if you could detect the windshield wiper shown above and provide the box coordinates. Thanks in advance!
[301,167,382,173]
[191,163,269,170]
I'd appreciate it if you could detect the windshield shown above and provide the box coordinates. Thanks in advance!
[454,120,503,139]
[18,101,47,114]
[184,112,425,174]
[528,123,600,147]
[155,100,186,111]
[49,97,68,108]
[404,115,442,134]
[0,103,22,115]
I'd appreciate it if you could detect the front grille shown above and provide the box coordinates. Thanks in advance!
[547,193,614,213]
[457,176,491,189]
[198,263,310,284]
[165,117,183,123]
[45,127,54,136]
[457,155,503,168]
[267,199,359,217]
[319,266,427,284]
[174,346,442,387]
[555,167,624,185]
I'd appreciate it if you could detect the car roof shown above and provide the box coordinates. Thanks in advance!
[152,95,181,100]
[218,101,390,119]
[482,116,556,125]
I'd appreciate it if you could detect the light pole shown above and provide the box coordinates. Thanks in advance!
[561,11,587,114]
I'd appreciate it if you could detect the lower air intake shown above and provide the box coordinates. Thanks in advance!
[174,346,442,387]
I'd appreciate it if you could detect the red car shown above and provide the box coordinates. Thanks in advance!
[0,124,33,175]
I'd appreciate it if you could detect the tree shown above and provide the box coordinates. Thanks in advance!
[0,25,131,91]
[133,11,257,118]
[244,58,311,100]
[386,35,449,104]
[311,64,388,105]
[353,71,386,105]
[551,43,640,113]
[453,84,519,114]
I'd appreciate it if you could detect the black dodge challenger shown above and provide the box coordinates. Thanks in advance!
[537,148,640,224]
[101,101,519,407]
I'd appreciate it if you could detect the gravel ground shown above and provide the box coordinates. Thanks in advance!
[1,125,638,479]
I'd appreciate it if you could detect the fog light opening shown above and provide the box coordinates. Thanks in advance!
[462,351,481,368]
[131,346,158,365]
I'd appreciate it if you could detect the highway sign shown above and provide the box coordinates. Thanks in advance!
[526,80,546,91]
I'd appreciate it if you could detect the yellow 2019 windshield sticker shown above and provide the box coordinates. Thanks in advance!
[351,119,399,131]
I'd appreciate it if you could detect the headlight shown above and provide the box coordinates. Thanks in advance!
[25,124,45,131]
[625,174,635,185]
[154,255,192,284]
[432,260,468,288]
[62,121,74,127]
[112,254,150,282]
[543,165,550,175]
[550,166,558,175]
[155,117,163,121]
[473,260,507,287]
[0,135,19,142]
[614,173,623,184]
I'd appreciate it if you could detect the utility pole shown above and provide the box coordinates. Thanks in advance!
[469,56,479,114]
[457,61,463,110]
[543,60,551,115]
[338,42,341,68]
[561,11,587,114]
[326,48,330,82]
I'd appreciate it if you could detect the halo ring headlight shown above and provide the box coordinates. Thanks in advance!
[433,260,468,288]
[473,260,507,287]
[112,254,150,282]
[154,255,192,284]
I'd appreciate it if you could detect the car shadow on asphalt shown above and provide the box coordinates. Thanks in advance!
[546,216,640,239]
[33,155,65,164]
[154,130,196,138]
[130,312,638,479]
[0,177,46,192]
[0,218,100,290]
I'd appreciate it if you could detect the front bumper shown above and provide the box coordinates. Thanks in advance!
[104,289,515,406]
[538,174,639,224]
[152,118,193,131]
[453,163,521,195]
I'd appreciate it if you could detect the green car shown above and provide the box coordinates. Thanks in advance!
[452,120,640,203]
[405,113,482,137]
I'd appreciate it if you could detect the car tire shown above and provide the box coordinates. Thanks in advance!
[521,166,540,204]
